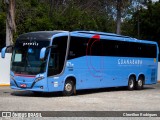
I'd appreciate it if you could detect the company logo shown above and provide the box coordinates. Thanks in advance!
[2,112,11,117]
[86,34,104,78]
[118,59,143,65]
[66,62,74,68]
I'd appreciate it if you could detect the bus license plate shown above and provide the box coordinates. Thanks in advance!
[20,84,27,88]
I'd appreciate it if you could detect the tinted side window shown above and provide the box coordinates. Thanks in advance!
[68,37,88,60]
[102,39,157,58]
[130,42,157,58]
[146,44,157,58]
[68,36,157,58]
[102,40,130,57]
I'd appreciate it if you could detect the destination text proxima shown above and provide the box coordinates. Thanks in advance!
[23,42,39,46]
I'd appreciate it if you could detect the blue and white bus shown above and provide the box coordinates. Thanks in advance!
[1,31,159,96]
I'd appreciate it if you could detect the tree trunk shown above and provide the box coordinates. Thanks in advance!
[5,0,16,46]
[116,0,122,34]
[49,0,54,17]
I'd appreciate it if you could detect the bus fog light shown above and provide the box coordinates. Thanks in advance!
[40,86,43,89]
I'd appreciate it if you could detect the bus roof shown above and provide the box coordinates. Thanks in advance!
[71,31,158,45]
[72,31,131,38]
[17,30,157,45]
[17,31,62,40]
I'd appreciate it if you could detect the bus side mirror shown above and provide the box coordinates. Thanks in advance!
[1,47,7,58]
[40,45,57,60]
[1,46,14,58]
[40,47,47,60]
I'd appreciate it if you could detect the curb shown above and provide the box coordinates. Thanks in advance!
[0,84,10,86]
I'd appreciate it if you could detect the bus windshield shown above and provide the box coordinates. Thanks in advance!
[11,40,50,75]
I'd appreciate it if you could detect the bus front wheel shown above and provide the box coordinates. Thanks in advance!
[128,76,135,90]
[63,79,75,96]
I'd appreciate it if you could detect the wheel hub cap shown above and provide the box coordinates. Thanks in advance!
[138,80,142,86]
[129,80,134,88]
[65,83,72,92]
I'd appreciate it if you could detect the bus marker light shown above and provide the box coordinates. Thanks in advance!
[54,82,58,87]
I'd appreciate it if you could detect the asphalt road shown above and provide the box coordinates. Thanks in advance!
[0,83,160,112]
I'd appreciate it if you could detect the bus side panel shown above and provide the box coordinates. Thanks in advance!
[66,56,157,90]
[65,57,128,90]
[47,56,157,92]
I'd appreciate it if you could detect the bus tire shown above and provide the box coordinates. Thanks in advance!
[128,76,135,90]
[136,77,144,90]
[63,79,75,96]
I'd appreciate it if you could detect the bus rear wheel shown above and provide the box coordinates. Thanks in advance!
[63,79,75,96]
[128,76,135,90]
[136,77,144,90]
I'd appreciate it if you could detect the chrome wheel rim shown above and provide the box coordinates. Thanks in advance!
[138,79,143,87]
[129,79,134,88]
[65,83,72,92]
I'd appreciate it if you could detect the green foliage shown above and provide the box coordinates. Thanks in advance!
[1,0,160,50]
[121,18,136,37]
[14,0,115,39]
[127,1,160,42]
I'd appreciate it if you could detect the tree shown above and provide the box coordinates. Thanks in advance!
[105,0,132,34]
[117,0,148,37]
[0,1,6,49]
[131,0,160,41]
[5,0,16,46]
[116,0,123,34]
[14,0,115,34]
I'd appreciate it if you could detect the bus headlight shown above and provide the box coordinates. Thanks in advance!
[35,74,45,83]
[35,76,44,82]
